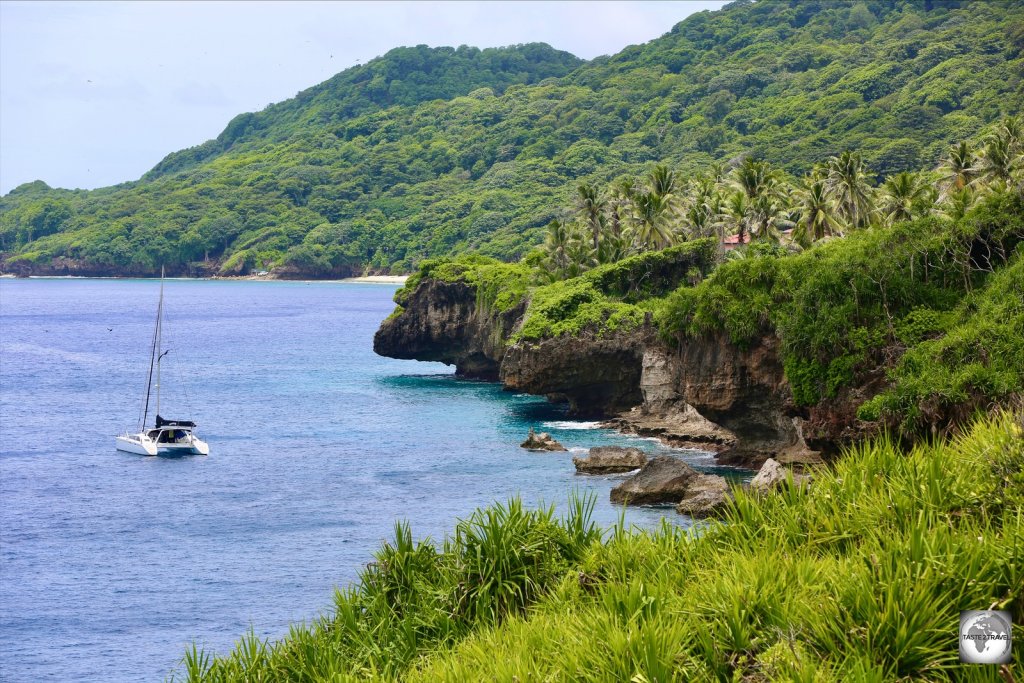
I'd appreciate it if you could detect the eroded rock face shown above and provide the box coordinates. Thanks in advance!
[605,343,820,467]
[748,457,812,492]
[675,474,732,518]
[609,455,702,506]
[608,348,738,451]
[500,327,651,417]
[573,446,647,474]
[373,279,525,380]
[664,332,797,466]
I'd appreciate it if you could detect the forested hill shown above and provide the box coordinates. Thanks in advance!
[2,0,1022,277]
[142,43,585,182]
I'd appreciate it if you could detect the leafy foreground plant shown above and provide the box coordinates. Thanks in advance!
[178,414,1022,682]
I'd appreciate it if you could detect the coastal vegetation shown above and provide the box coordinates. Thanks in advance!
[520,114,1022,284]
[180,412,1023,681]
[2,0,1022,276]
[658,190,1023,434]
[304,81,1020,683]
[383,113,1023,439]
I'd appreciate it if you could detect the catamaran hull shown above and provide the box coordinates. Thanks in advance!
[115,435,209,456]
[170,439,209,456]
[115,435,158,456]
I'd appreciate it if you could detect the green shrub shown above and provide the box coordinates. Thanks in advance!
[859,255,1024,433]
[656,251,782,347]
[511,276,653,342]
[583,238,718,302]
[393,255,532,312]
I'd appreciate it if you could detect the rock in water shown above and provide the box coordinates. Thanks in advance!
[573,446,648,474]
[610,455,701,505]
[749,458,811,492]
[675,474,732,518]
[520,428,567,451]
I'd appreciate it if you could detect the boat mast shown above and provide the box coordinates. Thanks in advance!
[155,267,165,422]
[141,268,165,430]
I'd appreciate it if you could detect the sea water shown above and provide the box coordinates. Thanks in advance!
[0,278,732,682]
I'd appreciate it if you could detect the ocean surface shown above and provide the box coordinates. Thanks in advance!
[0,277,738,682]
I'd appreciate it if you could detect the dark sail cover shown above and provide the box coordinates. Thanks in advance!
[156,415,196,428]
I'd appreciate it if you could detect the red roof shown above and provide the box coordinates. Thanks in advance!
[722,233,751,248]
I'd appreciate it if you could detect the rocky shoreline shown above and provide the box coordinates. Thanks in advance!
[536,439,817,519]
[374,273,841,470]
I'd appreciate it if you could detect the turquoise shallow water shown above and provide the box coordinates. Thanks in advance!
[0,278,735,681]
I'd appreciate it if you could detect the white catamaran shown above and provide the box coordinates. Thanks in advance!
[115,272,209,456]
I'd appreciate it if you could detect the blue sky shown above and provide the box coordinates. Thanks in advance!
[0,1,725,195]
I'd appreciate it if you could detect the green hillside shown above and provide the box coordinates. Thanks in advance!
[1,0,1021,277]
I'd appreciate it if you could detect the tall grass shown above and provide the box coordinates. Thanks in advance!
[176,414,1022,682]
[172,493,601,682]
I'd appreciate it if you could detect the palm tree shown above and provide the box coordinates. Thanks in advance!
[563,235,598,279]
[991,115,1024,193]
[575,183,607,255]
[596,230,631,265]
[976,130,1020,187]
[627,191,677,251]
[998,114,1022,148]
[647,164,677,199]
[707,161,729,184]
[825,151,876,229]
[793,177,842,247]
[680,177,723,240]
[937,185,978,222]
[606,177,636,246]
[730,158,790,241]
[732,158,776,204]
[718,191,752,247]
[539,218,572,281]
[938,141,977,197]
[880,171,934,225]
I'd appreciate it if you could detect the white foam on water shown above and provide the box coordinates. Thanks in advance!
[604,468,642,479]
[682,450,718,461]
[542,420,605,430]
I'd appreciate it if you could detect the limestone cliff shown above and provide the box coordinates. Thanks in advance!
[500,326,651,417]
[612,339,821,467]
[373,278,525,380]
[375,272,825,466]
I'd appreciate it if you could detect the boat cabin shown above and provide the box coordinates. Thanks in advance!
[148,415,198,443]
[146,427,194,444]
